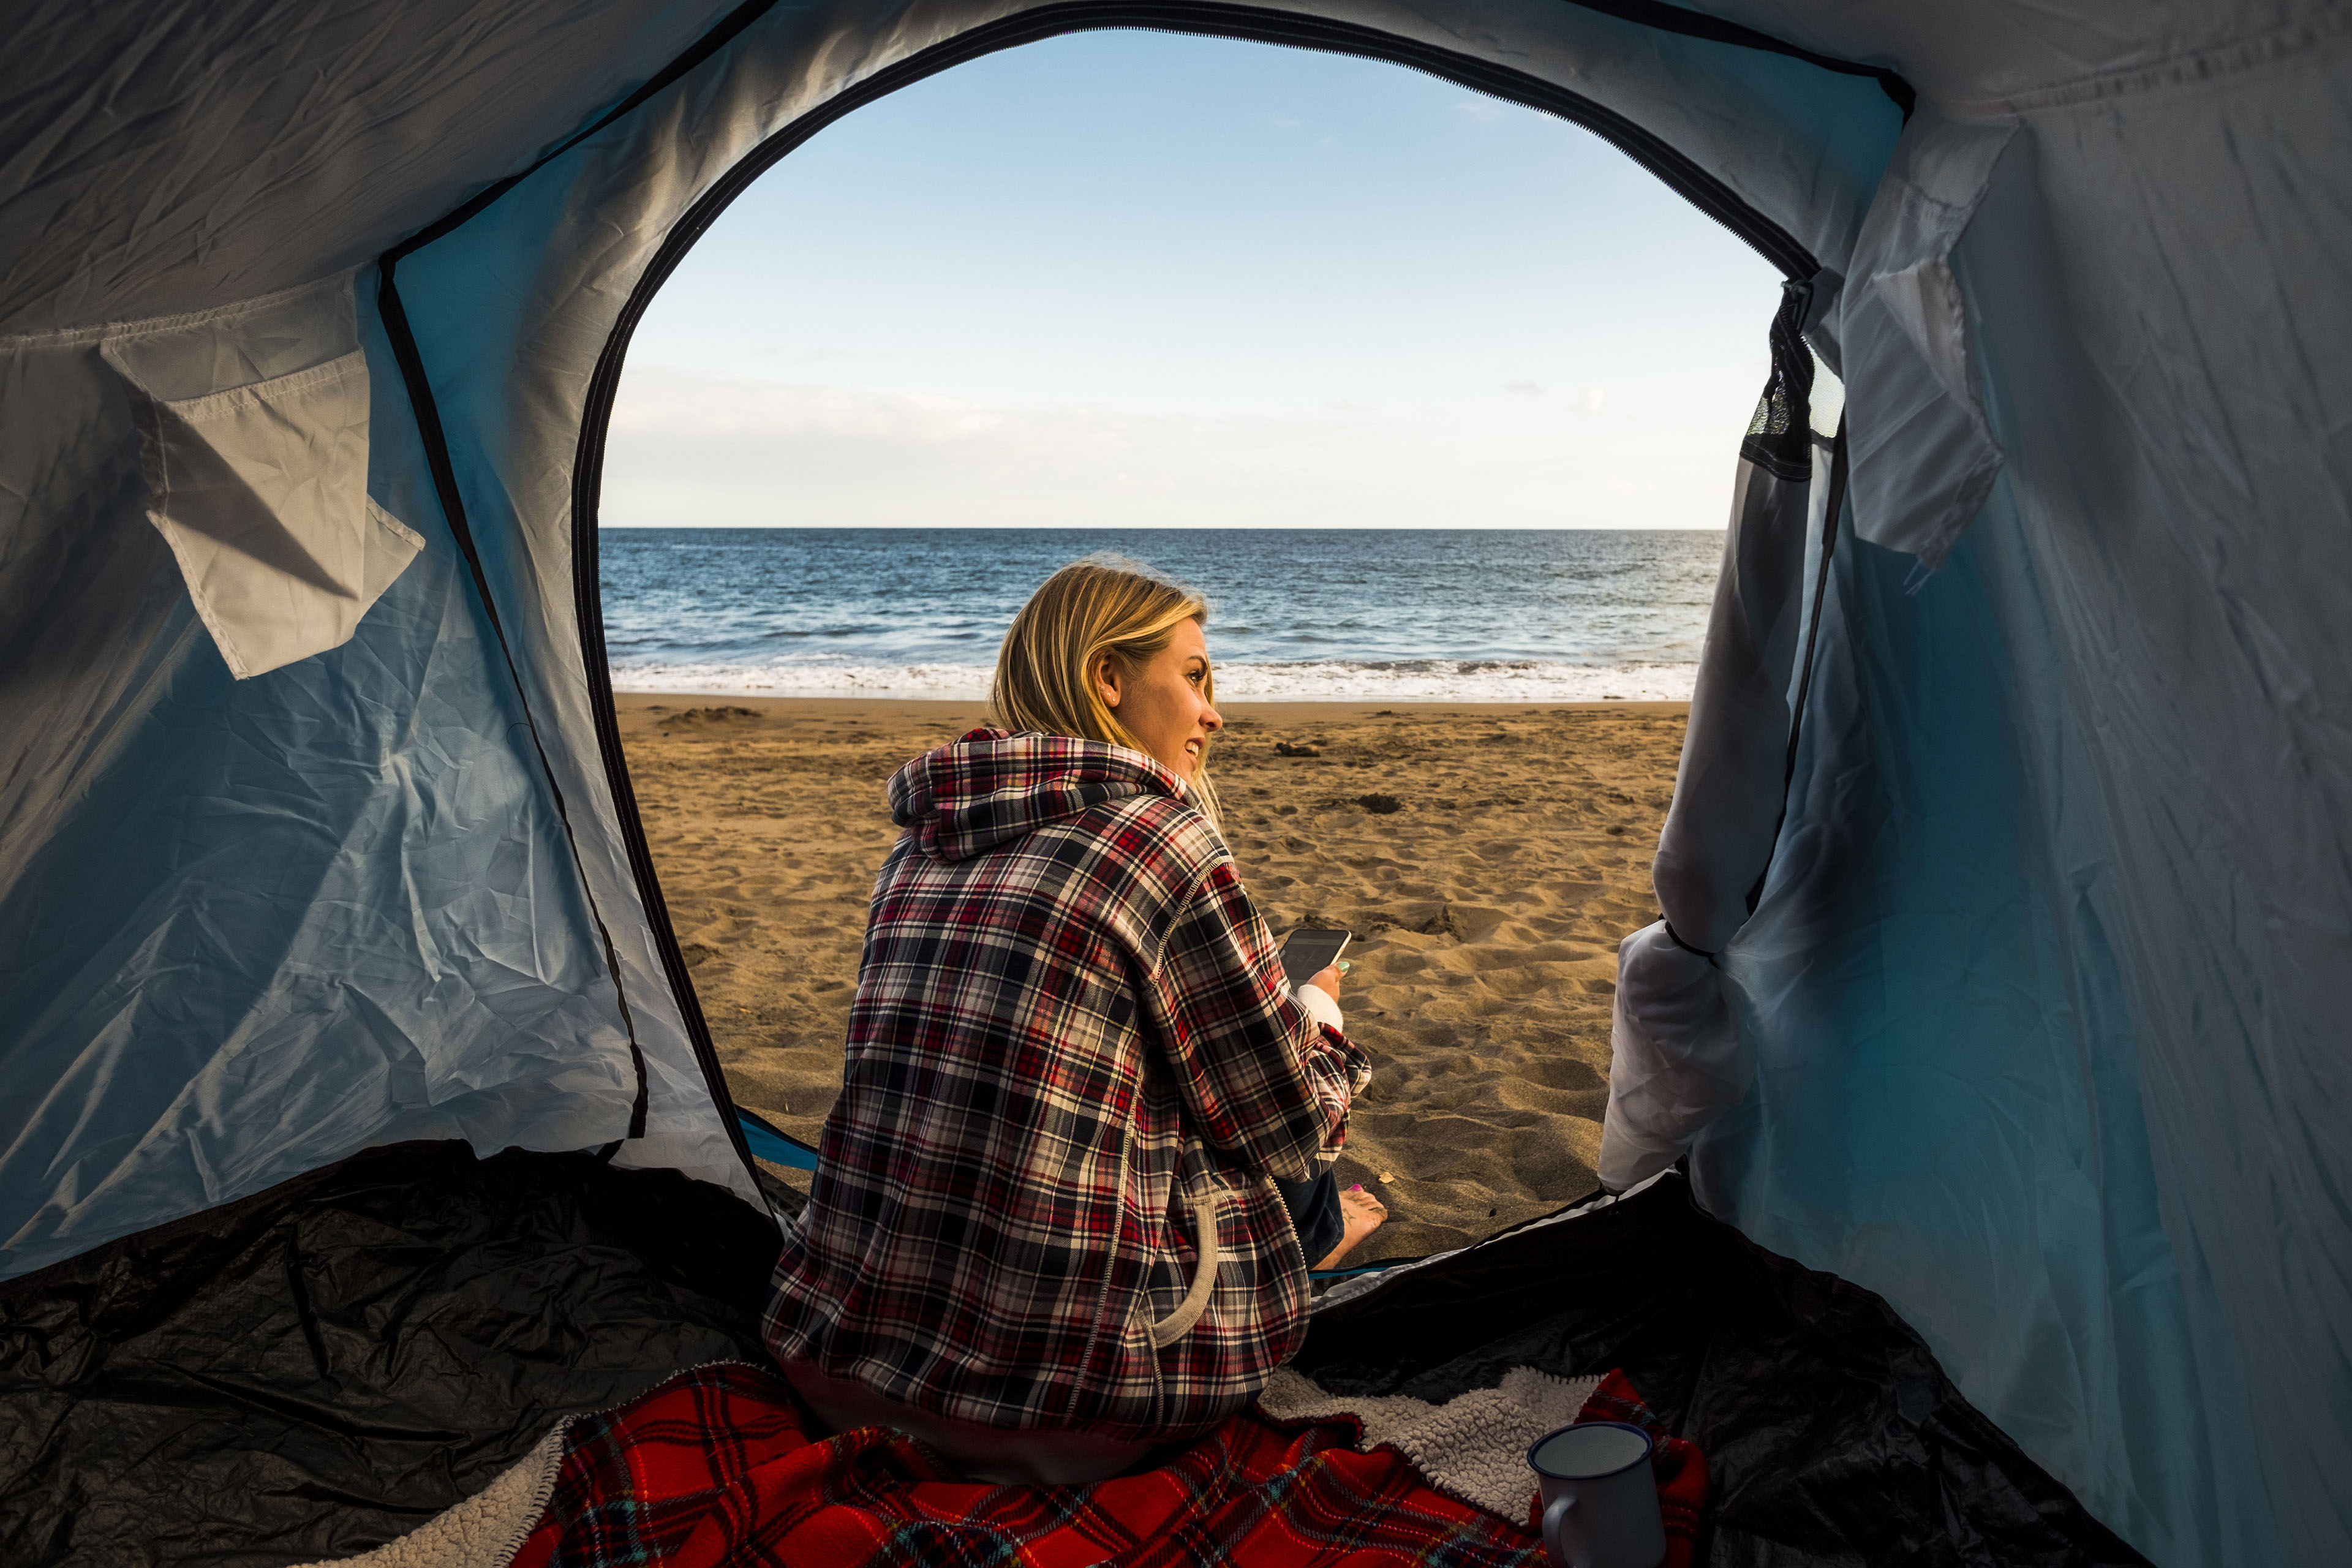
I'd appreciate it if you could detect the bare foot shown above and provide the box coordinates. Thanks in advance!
[1313,1184,1387,1270]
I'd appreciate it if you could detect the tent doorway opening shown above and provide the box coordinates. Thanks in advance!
[595,28,1836,1264]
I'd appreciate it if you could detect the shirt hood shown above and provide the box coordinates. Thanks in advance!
[889,728,1189,862]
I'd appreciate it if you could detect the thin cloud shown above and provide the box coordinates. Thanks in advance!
[601,366,1727,530]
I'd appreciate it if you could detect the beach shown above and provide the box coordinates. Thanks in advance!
[619,695,1686,1262]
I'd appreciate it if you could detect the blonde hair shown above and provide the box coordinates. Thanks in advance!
[992,556,1221,824]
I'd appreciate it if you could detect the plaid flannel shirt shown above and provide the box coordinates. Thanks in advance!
[764,729,1371,1442]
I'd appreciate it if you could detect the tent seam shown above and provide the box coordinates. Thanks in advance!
[1930,8,2352,119]
[372,261,653,1142]
[0,271,352,349]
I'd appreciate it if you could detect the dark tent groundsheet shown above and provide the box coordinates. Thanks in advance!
[1,1156,2143,1566]
[0,1144,778,1567]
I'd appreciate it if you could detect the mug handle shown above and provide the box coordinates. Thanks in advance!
[1542,1493,1577,1566]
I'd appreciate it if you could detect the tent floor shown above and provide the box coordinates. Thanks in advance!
[1298,1178,2152,1566]
[0,1145,2147,1566]
[0,1142,780,1567]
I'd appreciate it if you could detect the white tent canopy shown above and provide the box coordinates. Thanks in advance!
[3,3,2346,1564]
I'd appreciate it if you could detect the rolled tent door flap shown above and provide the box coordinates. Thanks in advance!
[1601,284,1825,1191]
[99,274,423,679]
[1600,929,1744,1189]
[1604,106,2016,1186]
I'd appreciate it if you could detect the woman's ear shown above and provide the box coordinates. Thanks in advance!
[1093,653,1123,710]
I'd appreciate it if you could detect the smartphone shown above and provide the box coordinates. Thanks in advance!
[1278,927,1352,992]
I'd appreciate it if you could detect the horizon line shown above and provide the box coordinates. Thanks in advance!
[596,522,1730,532]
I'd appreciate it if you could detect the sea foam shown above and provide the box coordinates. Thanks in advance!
[606,658,1697,703]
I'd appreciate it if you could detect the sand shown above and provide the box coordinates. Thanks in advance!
[617,696,1686,1263]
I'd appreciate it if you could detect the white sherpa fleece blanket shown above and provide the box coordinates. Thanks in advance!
[1257,1365,1602,1523]
[302,1366,1594,1564]
[294,1424,570,1568]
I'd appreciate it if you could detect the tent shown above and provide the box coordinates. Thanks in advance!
[0,2,2342,1563]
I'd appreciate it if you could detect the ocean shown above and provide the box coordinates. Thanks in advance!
[598,528,1721,703]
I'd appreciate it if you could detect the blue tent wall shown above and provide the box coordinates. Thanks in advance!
[0,298,644,1280]
[1701,61,2352,1564]
[1709,501,2233,1560]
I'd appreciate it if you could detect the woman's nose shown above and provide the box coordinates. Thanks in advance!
[1201,704,1224,732]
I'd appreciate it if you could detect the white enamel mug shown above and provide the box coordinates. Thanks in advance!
[1526,1420,1667,1568]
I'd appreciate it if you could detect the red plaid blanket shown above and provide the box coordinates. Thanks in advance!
[509,1362,1704,1567]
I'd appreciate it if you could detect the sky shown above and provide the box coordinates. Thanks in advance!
[601,29,1793,530]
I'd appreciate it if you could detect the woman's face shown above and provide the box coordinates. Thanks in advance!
[1096,619,1223,781]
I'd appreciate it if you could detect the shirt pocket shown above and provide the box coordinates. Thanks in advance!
[1145,1180,1223,1348]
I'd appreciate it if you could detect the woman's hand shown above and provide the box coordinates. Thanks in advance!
[1305,966,1343,1001]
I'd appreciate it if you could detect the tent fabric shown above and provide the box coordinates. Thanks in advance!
[1681,21,2352,1566]
[98,276,426,679]
[1823,108,2015,567]
[0,1141,780,1567]
[1600,283,1830,1193]
[0,2,754,334]
[1,2,2346,1565]
[0,323,651,1278]
[1298,1175,2150,1567]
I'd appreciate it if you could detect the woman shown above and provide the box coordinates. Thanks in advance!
[763,557,1383,1484]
